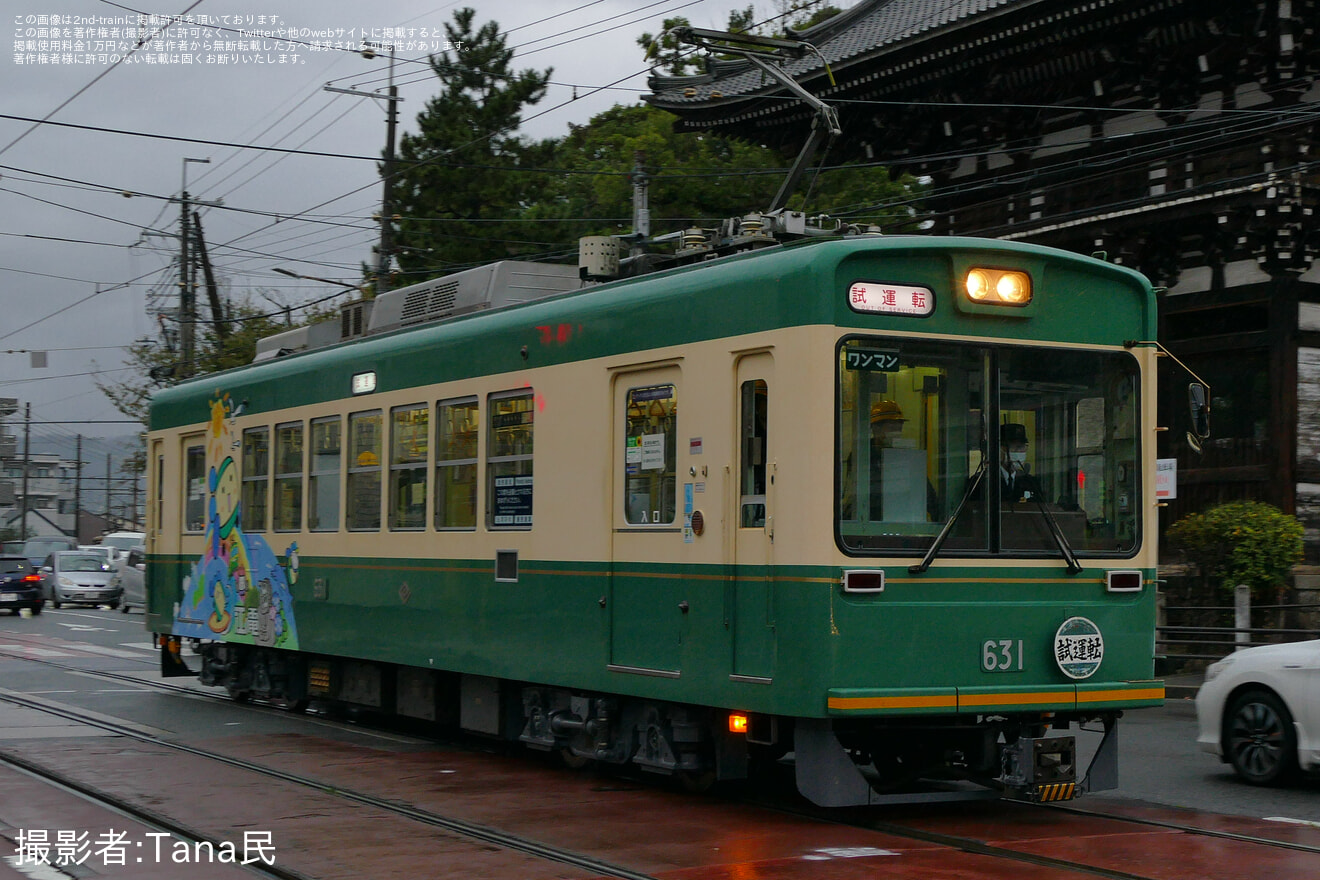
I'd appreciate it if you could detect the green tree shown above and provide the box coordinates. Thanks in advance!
[1166,501,1304,603]
[534,104,922,240]
[391,8,554,279]
[98,302,288,425]
[637,16,703,77]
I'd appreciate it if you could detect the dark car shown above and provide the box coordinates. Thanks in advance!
[42,551,122,610]
[0,555,45,615]
[22,535,78,569]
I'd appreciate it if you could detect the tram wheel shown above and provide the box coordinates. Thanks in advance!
[558,748,592,770]
[677,768,716,794]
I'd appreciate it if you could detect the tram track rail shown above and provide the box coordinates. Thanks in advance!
[0,684,663,880]
[0,752,311,880]
[1047,801,1320,856]
[4,643,1320,880]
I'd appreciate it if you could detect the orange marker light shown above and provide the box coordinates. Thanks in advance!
[729,713,749,735]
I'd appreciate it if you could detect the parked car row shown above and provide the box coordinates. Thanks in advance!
[0,532,145,615]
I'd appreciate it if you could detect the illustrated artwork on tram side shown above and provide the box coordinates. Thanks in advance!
[170,392,299,651]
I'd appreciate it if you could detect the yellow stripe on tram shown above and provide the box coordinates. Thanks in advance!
[1077,686,1165,703]
[828,694,958,711]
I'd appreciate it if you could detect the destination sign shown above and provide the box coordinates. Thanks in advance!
[847,281,934,316]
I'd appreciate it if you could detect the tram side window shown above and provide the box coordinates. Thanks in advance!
[183,441,205,532]
[347,410,383,531]
[488,392,534,529]
[308,417,341,532]
[241,427,270,532]
[389,404,428,530]
[436,398,478,530]
[740,380,767,527]
[273,422,303,532]
[624,384,677,525]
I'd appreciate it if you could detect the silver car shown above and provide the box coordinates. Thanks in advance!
[42,551,123,610]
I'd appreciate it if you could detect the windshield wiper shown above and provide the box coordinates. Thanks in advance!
[1028,491,1083,574]
[909,461,1084,575]
[910,461,986,574]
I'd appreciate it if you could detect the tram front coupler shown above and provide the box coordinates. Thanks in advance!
[1001,733,1078,802]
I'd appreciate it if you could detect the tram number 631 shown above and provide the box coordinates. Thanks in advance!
[982,639,1025,672]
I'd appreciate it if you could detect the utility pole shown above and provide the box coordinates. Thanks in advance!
[325,42,402,295]
[105,452,112,527]
[18,403,29,539]
[630,151,650,257]
[179,157,210,378]
[192,208,228,341]
[74,435,82,543]
[131,460,140,529]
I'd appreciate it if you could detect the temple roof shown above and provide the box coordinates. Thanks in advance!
[645,0,1036,115]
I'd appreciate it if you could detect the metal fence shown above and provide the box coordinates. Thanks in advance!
[1157,584,1320,663]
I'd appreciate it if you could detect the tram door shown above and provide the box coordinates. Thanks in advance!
[732,353,775,681]
[608,365,684,675]
[149,439,163,554]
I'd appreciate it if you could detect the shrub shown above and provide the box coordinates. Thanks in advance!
[1165,501,1303,602]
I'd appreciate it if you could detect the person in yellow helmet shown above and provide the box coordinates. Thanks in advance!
[867,399,938,521]
[869,398,906,448]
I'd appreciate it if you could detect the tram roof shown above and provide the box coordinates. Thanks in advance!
[149,235,1154,431]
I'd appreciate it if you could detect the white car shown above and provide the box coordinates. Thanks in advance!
[113,545,146,613]
[1195,639,1320,784]
[79,544,120,565]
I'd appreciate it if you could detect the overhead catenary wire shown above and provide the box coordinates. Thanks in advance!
[8,0,1308,350]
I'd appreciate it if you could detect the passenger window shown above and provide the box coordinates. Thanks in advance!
[436,398,478,529]
[389,404,428,530]
[623,384,677,525]
[488,391,534,529]
[273,422,303,532]
[347,410,383,531]
[241,427,270,532]
[740,380,768,527]
[308,417,341,531]
[183,440,205,533]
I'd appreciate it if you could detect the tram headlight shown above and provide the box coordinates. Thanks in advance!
[965,269,991,301]
[963,268,1032,306]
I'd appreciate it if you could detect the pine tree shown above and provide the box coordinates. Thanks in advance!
[390,8,553,280]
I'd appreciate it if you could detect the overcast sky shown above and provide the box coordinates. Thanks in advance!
[1,0,774,441]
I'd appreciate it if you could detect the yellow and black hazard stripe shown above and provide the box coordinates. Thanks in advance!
[1034,782,1077,802]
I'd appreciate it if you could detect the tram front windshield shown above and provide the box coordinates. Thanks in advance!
[837,338,1140,556]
